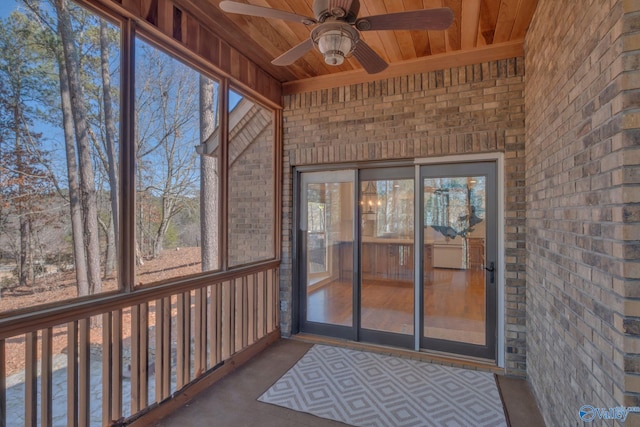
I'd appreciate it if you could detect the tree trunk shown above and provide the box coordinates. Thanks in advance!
[104,219,116,278]
[56,41,89,296]
[18,210,29,287]
[14,103,29,287]
[100,20,119,277]
[152,197,171,258]
[56,0,102,296]
[199,76,218,271]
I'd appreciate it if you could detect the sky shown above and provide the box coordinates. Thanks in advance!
[0,1,19,18]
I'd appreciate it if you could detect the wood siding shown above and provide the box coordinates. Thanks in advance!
[92,0,282,107]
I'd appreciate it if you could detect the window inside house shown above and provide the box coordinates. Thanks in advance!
[134,37,221,285]
[0,0,121,311]
[227,89,275,267]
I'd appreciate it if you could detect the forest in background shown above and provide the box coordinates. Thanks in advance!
[0,0,221,308]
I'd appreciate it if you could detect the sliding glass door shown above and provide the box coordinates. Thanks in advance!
[420,162,497,359]
[297,162,498,360]
[359,168,414,348]
[299,171,356,338]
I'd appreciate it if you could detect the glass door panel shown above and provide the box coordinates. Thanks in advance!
[360,178,414,334]
[421,163,496,359]
[301,172,355,331]
[423,176,486,344]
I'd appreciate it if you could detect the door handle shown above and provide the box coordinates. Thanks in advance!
[484,262,495,284]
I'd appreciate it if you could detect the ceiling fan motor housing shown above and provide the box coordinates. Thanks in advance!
[313,0,360,23]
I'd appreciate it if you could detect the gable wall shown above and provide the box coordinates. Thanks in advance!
[280,58,527,375]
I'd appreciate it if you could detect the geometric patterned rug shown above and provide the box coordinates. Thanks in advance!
[258,345,508,427]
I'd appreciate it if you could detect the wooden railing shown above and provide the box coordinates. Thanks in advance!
[0,261,280,427]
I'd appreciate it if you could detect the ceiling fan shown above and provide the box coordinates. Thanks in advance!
[219,0,454,74]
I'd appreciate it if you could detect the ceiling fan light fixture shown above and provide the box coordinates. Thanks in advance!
[312,25,358,66]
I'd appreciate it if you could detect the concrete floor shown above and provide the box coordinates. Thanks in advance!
[154,339,545,427]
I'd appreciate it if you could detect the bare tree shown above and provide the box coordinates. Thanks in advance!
[56,46,88,291]
[0,11,53,287]
[55,0,101,295]
[99,19,118,277]
[199,76,219,271]
[135,45,200,259]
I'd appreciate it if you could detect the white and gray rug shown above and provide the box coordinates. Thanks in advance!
[258,345,507,427]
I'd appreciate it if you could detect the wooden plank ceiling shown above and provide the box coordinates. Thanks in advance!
[174,0,538,85]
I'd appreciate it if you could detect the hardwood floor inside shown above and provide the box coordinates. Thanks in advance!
[307,268,486,345]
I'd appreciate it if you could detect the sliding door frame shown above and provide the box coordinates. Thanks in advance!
[293,153,505,368]
[418,161,497,359]
[415,153,505,367]
[358,167,415,349]
[294,169,358,340]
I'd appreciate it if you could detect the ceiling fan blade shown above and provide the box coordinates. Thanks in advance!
[352,40,388,74]
[220,1,316,25]
[355,8,454,31]
[272,39,315,66]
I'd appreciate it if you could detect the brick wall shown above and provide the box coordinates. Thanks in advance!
[525,0,640,424]
[280,58,527,375]
[228,101,275,266]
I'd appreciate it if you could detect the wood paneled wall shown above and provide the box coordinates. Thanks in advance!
[94,0,282,107]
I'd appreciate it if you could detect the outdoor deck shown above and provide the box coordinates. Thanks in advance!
[153,339,546,427]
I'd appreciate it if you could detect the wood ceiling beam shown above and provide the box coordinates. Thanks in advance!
[424,0,446,54]
[493,0,519,43]
[478,0,500,45]
[461,0,482,49]
[283,39,524,95]
[510,0,538,39]
[443,0,462,51]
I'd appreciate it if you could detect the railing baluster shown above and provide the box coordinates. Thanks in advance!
[139,302,149,409]
[242,276,249,348]
[154,298,164,403]
[162,297,171,398]
[256,272,265,339]
[184,292,191,382]
[194,288,206,376]
[41,327,53,427]
[0,339,6,427]
[232,279,239,353]
[208,284,221,368]
[112,309,122,422]
[176,293,185,389]
[102,312,112,426]
[200,288,207,369]
[78,318,90,427]
[222,281,231,360]
[25,332,37,427]
[67,321,78,427]
[274,269,280,326]
[267,269,275,332]
[247,274,255,346]
[216,284,222,365]
[131,305,140,414]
